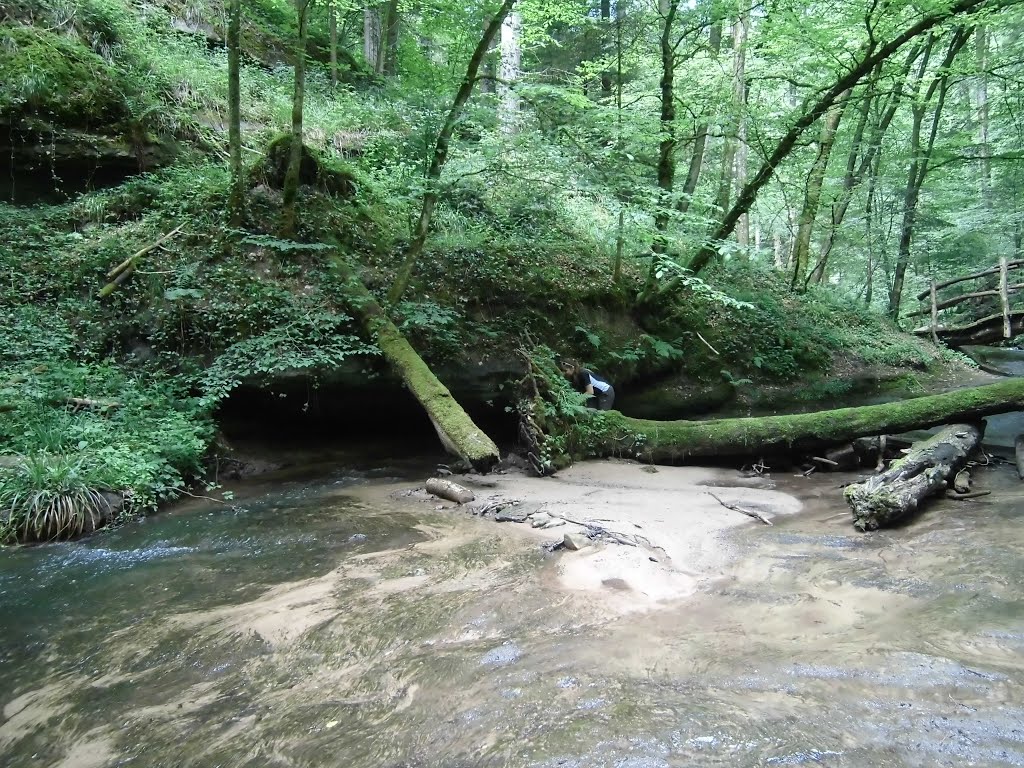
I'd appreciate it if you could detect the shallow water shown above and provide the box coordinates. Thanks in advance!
[1,458,1023,767]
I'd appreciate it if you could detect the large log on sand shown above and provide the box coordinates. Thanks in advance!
[589,378,1024,463]
[844,424,983,531]
[332,258,500,472]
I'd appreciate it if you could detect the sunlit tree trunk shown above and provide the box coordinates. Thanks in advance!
[678,21,722,217]
[364,4,383,74]
[387,0,519,305]
[790,95,845,290]
[888,28,970,321]
[498,10,522,133]
[733,8,750,250]
[975,25,991,205]
[227,0,244,227]
[280,0,310,239]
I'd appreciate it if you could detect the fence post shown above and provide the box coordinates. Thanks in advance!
[1001,257,1011,339]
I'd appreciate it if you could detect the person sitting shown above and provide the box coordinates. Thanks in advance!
[559,360,615,410]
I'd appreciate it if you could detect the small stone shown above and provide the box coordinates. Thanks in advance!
[563,533,591,551]
[543,518,566,528]
[530,513,552,528]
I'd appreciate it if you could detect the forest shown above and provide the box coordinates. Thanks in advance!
[3,0,1024,540]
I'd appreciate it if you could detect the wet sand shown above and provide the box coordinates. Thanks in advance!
[439,460,804,611]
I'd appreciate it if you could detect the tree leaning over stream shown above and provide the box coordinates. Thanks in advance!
[682,0,1009,281]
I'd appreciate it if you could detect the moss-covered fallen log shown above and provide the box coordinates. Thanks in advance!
[331,257,500,472]
[844,423,983,531]
[579,378,1024,464]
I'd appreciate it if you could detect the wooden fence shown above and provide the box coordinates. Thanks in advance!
[908,257,1024,343]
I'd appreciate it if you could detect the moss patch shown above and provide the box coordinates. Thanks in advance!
[0,26,127,126]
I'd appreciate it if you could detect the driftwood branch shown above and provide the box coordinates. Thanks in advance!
[706,490,773,526]
[425,478,475,504]
[99,224,184,298]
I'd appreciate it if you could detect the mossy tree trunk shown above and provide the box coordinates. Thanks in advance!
[387,0,518,306]
[332,258,500,472]
[280,0,311,239]
[227,0,244,227]
[564,378,1024,465]
[790,94,845,290]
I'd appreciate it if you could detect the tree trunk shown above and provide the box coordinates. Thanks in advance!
[975,25,991,204]
[888,28,970,320]
[498,10,522,133]
[733,9,750,250]
[364,4,383,74]
[845,423,983,531]
[280,0,310,239]
[579,378,1024,464]
[383,0,400,75]
[329,0,339,87]
[683,0,991,278]
[813,46,925,284]
[600,0,612,98]
[227,0,244,227]
[678,22,722,217]
[387,0,518,305]
[648,0,679,281]
[332,258,500,471]
[790,94,845,290]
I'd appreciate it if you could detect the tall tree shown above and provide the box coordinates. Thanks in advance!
[648,0,680,283]
[227,0,244,227]
[388,0,519,304]
[809,45,925,285]
[678,20,722,217]
[887,27,971,320]
[498,10,522,132]
[790,94,846,289]
[280,0,312,239]
[733,7,750,249]
[329,0,339,87]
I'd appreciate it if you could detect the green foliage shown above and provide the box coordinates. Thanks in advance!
[0,361,213,542]
[395,300,465,359]
[0,24,127,124]
[0,454,119,543]
[200,312,377,404]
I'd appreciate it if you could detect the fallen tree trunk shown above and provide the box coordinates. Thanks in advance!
[331,257,500,472]
[425,478,475,504]
[844,423,983,531]
[583,378,1024,464]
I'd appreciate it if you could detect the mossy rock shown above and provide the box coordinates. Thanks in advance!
[0,26,127,126]
[254,134,356,198]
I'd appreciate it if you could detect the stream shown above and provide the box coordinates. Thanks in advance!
[2,416,1024,766]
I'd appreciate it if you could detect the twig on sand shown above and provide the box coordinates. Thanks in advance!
[944,489,991,501]
[706,491,773,526]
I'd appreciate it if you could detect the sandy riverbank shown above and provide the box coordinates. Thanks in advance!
[414,459,806,612]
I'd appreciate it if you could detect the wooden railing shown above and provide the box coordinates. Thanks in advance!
[908,257,1024,343]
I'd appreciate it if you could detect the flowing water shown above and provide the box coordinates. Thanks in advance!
[1,445,1024,767]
